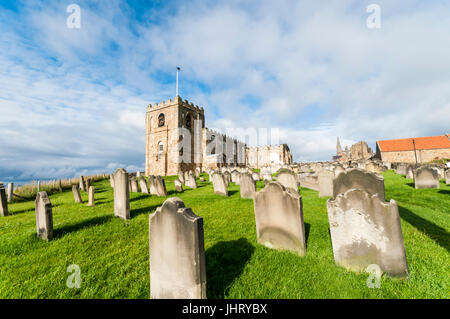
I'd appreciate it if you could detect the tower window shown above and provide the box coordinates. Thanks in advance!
[186,114,192,129]
[158,113,165,127]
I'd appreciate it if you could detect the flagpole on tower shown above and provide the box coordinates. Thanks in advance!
[176,67,180,97]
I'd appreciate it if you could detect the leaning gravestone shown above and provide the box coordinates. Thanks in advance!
[240,173,256,199]
[0,183,9,217]
[318,169,334,197]
[79,175,86,192]
[446,170,450,185]
[139,177,149,194]
[174,179,183,192]
[333,168,385,202]
[7,183,13,202]
[72,185,82,203]
[253,182,306,256]
[276,168,298,192]
[149,197,206,299]
[211,172,228,197]
[414,166,440,189]
[87,186,95,207]
[114,168,130,220]
[185,171,197,189]
[326,188,408,277]
[35,191,53,241]
[149,175,158,195]
[149,176,167,196]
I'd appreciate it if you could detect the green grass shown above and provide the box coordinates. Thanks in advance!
[0,171,449,299]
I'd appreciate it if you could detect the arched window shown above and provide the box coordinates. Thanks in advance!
[186,114,192,129]
[158,113,165,127]
[158,141,164,152]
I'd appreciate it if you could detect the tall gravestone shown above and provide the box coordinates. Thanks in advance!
[149,198,206,299]
[130,176,139,193]
[333,168,385,202]
[35,191,53,241]
[276,168,298,192]
[174,179,183,192]
[211,172,228,196]
[114,168,130,220]
[88,186,95,207]
[110,174,115,188]
[253,182,306,256]
[185,171,197,189]
[326,189,408,277]
[72,185,82,203]
[85,179,91,193]
[223,171,231,186]
[0,183,9,217]
[318,169,334,197]
[79,175,86,192]
[414,166,440,189]
[239,173,256,199]
[7,183,13,202]
[139,177,149,194]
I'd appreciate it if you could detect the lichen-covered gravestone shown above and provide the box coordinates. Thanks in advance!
[211,172,228,196]
[239,173,256,199]
[139,177,149,194]
[326,188,408,277]
[149,197,206,299]
[414,166,440,189]
[276,168,298,192]
[72,185,82,203]
[333,168,385,201]
[114,168,130,220]
[35,191,53,241]
[174,179,183,192]
[88,186,95,207]
[318,169,334,197]
[0,183,9,217]
[253,182,306,256]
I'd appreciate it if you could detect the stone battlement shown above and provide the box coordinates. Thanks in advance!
[147,96,204,113]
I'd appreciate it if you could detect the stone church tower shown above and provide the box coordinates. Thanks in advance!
[145,96,205,176]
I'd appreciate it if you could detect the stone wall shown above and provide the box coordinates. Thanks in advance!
[378,148,450,164]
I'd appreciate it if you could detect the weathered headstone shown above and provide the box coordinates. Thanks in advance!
[72,185,82,203]
[174,179,183,192]
[318,169,334,197]
[239,173,256,199]
[223,171,231,186]
[7,183,13,202]
[262,173,272,185]
[333,168,385,202]
[149,197,206,299]
[87,186,95,207]
[149,175,168,196]
[139,177,149,194]
[85,179,91,193]
[79,175,86,192]
[178,171,185,184]
[231,170,240,185]
[211,172,228,196]
[326,188,408,277]
[130,176,139,193]
[334,165,345,178]
[0,183,8,217]
[110,174,115,188]
[445,170,450,185]
[253,182,306,256]
[276,168,298,192]
[406,164,415,179]
[414,166,440,189]
[114,168,130,220]
[395,163,408,176]
[185,171,197,189]
[35,191,53,241]
[58,179,63,192]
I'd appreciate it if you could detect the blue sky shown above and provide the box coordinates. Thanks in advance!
[1,0,449,183]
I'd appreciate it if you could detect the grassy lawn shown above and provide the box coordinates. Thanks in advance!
[0,171,448,299]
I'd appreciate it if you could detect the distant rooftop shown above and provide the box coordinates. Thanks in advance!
[377,134,450,152]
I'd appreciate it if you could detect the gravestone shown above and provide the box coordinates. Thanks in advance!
[0,183,8,216]
[334,165,345,178]
[35,191,53,241]
[110,174,115,188]
[223,171,231,186]
[85,179,91,193]
[139,177,149,194]
[276,168,298,192]
[253,182,306,256]
[326,188,408,277]
[252,172,260,182]
[88,186,95,207]
[406,165,415,179]
[211,172,228,197]
[130,176,139,193]
[149,176,167,196]
[395,163,407,176]
[414,166,440,189]
[262,173,272,185]
[231,170,240,185]
[149,197,206,299]
[72,185,82,203]
[185,171,197,189]
[239,173,256,199]
[445,170,450,185]
[7,182,13,202]
[174,179,183,192]
[79,175,86,192]
[114,168,130,220]
[58,179,63,192]
[318,169,334,197]
[195,169,200,178]
[333,168,385,201]
[178,171,185,184]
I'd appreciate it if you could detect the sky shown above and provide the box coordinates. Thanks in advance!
[0,0,449,183]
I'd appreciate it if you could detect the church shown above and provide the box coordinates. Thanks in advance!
[145,96,293,176]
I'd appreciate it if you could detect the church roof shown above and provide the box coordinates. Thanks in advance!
[377,134,450,152]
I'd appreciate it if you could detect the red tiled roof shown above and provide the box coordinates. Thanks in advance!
[377,134,450,152]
